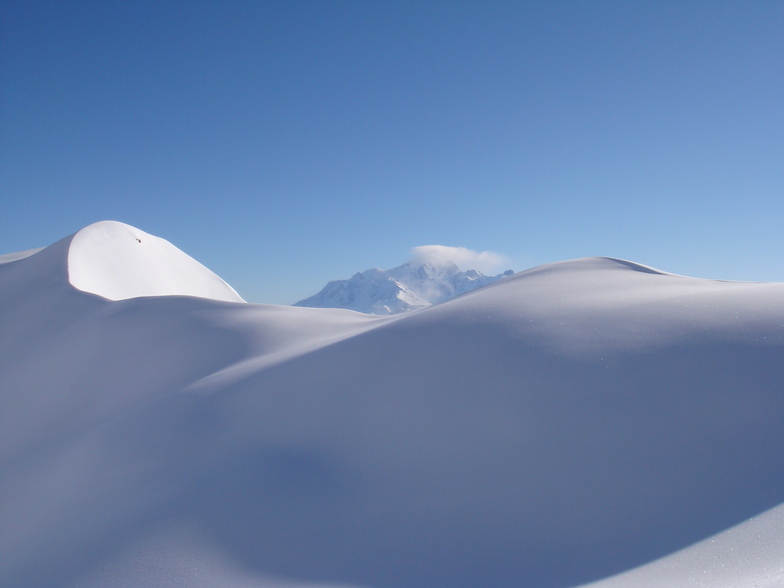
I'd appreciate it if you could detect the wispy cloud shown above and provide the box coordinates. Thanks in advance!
[409,245,509,273]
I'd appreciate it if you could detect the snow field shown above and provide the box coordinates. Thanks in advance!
[1,221,784,587]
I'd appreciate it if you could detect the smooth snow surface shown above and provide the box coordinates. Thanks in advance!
[582,502,784,587]
[68,220,245,302]
[0,247,44,265]
[2,223,784,588]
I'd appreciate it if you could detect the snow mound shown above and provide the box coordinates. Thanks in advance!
[67,221,245,302]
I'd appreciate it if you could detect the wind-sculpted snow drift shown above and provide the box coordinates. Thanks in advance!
[1,220,784,588]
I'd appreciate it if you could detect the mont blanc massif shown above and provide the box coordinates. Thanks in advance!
[295,261,514,314]
[2,220,784,588]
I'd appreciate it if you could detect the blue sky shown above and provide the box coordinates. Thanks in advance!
[2,1,782,304]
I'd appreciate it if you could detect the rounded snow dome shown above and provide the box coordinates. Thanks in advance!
[67,221,245,302]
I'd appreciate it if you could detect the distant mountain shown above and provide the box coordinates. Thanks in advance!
[294,261,514,314]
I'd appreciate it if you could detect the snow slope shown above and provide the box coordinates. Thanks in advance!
[68,220,245,302]
[2,223,784,588]
[581,502,784,587]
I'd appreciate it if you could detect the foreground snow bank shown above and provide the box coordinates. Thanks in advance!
[2,222,784,588]
[581,502,784,588]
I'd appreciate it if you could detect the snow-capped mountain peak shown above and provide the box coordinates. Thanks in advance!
[294,260,513,314]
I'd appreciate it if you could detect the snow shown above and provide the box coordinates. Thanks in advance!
[0,247,43,265]
[295,260,511,314]
[2,222,784,588]
[68,220,245,302]
[295,269,431,315]
[581,503,784,587]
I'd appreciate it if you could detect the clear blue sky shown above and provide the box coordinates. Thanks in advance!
[2,1,782,304]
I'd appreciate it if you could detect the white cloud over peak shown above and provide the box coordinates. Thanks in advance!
[409,245,509,274]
